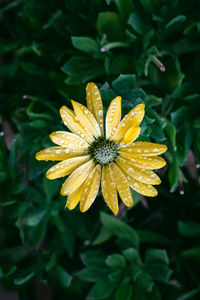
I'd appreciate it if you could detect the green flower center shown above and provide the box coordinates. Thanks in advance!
[88,137,119,165]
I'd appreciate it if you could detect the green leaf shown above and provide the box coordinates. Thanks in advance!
[178,221,200,238]
[71,37,99,55]
[166,15,187,29]
[112,74,146,107]
[87,276,116,300]
[128,13,147,35]
[115,282,133,300]
[181,248,200,262]
[163,57,185,92]
[123,248,140,264]
[138,230,171,245]
[177,288,200,300]
[81,250,107,271]
[145,249,169,265]
[115,0,134,21]
[165,121,177,151]
[16,210,46,227]
[140,0,160,14]
[54,266,72,288]
[112,74,137,94]
[93,227,112,245]
[14,272,35,285]
[169,153,179,192]
[61,56,105,85]
[136,272,154,292]
[0,40,18,53]
[97,12,125,41]
[101,212,139,248]
[108,269,122,282]
[146,95,162,107]
[106,254,126,268]
[43,176,60,201]
[75,268,103,282]
[144,264,172,282]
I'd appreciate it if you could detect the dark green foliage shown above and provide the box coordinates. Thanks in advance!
[0,0,200,299]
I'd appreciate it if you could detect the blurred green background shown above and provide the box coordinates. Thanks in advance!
[0,0,200,299]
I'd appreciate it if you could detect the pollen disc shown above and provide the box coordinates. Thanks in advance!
[88,137,119,165]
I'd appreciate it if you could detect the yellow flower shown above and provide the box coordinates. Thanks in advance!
[36,82,167,215]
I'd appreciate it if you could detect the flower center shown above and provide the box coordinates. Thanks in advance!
[88,137,119,165]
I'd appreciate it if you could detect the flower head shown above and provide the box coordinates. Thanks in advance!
[36,83,167,215]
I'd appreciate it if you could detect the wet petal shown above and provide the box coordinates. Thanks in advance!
[119,151,167,169]
[106,96,121,139]
[121,142,167,156]
[101,165,119,215]
[109,163,133,207]
[46,155,90,179]
[35,146,81,161]
[60,106,93,143]
[117,156,161,185]
[112,103,145,143]
[80,164,101,212]
[49,131,88,150]
[72,100,101,138]
[86,82,104,135]
[61,160,94,195]
[127,176,158,197]
[121,126,141,144]
[65,184,85,210]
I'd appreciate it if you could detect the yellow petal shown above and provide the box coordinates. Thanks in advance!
[60,106,93,143]
[61,160,94,195]
[46,155,90,179]
[72,100,101,138]
[112,103,145,143]
[127,176,158,197]
[80,164,101,213]
[106,96,121,139]
[49,131,88,150]
[121,126,141,143]
[121,142,167,156]
[86,82,104,135]
[101,165,119,215]
[109,163,133,207]
[35,147,80,161]
[117,156,161,185]
[65,184,85,210]
[120,151,166,169]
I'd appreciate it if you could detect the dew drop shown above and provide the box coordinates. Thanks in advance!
[98,110,103,117]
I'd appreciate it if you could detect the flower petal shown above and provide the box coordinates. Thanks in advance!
[86,82,104,135]
[127,176,158,197]
[49,131,88,151]
[117,156,161,185]
[35,147,80,161]
[121,126,141,144]
[101,165,119,215]
[46,155,90,179]
[60,106,93,143]
[61,159,94,195]
[106,96,121,139]
[72,100,101,139]
[109,163,133,207]
[120,150,166,169]
[65,184,85,210]
[121,142,167,156]
[112,103,145,143]
[80,164,101,213]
